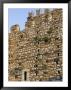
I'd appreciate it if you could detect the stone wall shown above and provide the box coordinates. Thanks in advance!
[8,9,63,81]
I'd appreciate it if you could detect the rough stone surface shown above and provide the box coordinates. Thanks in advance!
[8,9,63,81]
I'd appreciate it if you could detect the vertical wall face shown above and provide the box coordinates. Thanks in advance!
[8,33,17,80]
[8,9,63,81]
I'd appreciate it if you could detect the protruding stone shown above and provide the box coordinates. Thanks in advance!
[10,24,20,32]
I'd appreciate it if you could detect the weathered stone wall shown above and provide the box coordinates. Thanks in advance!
[8,9,62,81]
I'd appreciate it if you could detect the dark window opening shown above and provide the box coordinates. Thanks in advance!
[55,37,59,40]
[58,71,60,74]
[38,49,39,52]
[24,71,27,81]
[56,61,58,64]
[57,45,59,48]
[35,70,38,76]
[18,62,21,65]
[34,64,38,67]
[36,57,37,59]
[20,34,23,38]
[46,60,48,63]
[38,42,39,44]
[58,53,59,56]
[54,58,59,64]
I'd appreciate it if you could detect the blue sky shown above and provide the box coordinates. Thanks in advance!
[8,8,54,32]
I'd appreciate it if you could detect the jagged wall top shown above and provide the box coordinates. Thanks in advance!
[10,9,62,33]
[28,9,51,17]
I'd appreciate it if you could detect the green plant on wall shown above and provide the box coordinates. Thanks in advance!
[33,36,42,43]
[42,36,48,43]
[47,27,52,34]
[33,35,50,44]
[33,36,38,41]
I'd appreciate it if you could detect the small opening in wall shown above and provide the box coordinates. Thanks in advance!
[58,71,60,74]
[46,60,48,63]
[38,49,39,52]
[55,37,59,40]
[35,70,38,76]
[54,58,59,64]
[38,42,39,44]
[18,62,21,65]
[36,57,37,59]
[37,31,38,34]
[20,34,23,38]
[56,61,58,64]
[57,45,59,48]
[24,71,27,81]
[58,53,59,56]
[34,64,38,67]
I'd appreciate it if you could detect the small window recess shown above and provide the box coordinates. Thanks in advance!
[22,69,29,81]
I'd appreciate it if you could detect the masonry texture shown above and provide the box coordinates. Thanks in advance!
[8,9,63,81]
